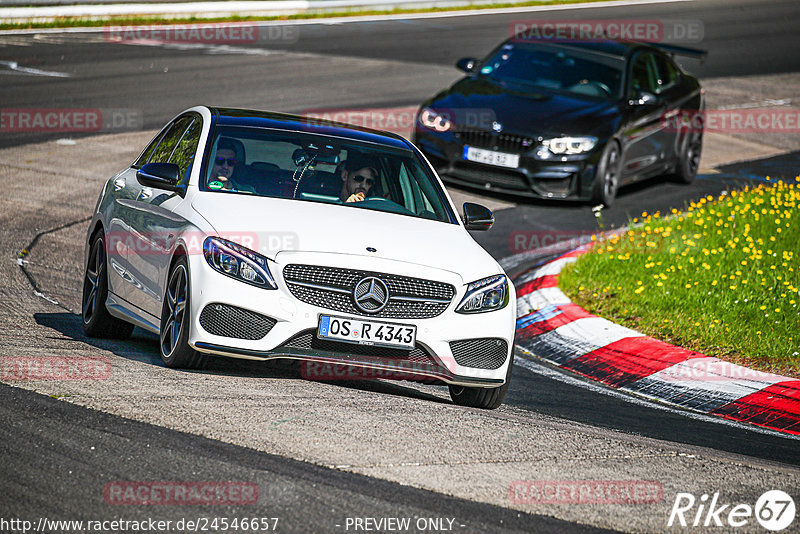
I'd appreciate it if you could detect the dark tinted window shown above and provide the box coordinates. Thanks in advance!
[202,126,457,224]
[150,116,193,164]
[653,54,679,93]
[480,43,623,99]
[169,117,202,183]
[134,129,167,168]
[629,53,658,96]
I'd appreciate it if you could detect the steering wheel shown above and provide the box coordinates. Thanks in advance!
[571,80,612,98]
[359,196,415,216]
[586,80,612,97]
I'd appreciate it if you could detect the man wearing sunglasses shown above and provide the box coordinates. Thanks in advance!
[339,152,379,203]
[209,138,239,190]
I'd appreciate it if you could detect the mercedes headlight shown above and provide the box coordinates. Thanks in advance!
[419,107,453,132]
[456,274,509,314]
[539,136,598,155]
[203,237,277,289]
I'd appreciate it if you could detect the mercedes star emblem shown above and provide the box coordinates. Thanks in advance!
[353,276,389,313]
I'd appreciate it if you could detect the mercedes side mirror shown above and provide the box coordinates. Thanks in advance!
[463,202,494,231]
[136,162,182,192]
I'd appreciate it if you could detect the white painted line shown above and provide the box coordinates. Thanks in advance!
[513,351,800,440]
[531,255,578,277]
[0,60,71,78]
[516,287,571,316]
[632,373,772,400]
[118,39,285,57]
[550,316,643,349]
[624,373,772,413]
[716,99,792,111]
[1,1,309,19]
[0,0,694,33]
[513,257,575,287]
[520,317,643,365]
[646,357,790,388]
[33,290,60,305]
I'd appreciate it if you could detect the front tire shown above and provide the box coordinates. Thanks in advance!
[159,256,207,369]
[82,232,134,339]
[590,141,621,208]
[449,352,513,410]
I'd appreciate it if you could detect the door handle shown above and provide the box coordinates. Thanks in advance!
[139,187,153,200]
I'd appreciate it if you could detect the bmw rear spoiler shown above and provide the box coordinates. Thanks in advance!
[648,43,707,62]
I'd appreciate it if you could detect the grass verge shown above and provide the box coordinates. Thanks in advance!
[0,0,614,31]
[559,179,800,378]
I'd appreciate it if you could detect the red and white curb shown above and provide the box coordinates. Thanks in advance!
[512,246,800,436]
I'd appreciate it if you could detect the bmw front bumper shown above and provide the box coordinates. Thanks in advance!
[414,130,603,201]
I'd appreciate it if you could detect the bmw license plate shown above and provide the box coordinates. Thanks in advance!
[463,145,520,168]
[317,315,416,350]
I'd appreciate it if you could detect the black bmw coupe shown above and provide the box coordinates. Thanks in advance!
[413,39,705,206]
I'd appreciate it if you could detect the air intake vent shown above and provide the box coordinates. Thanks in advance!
[282,264,455,319]
[279,330,436,364]
[449,338,508,370]
[199,303,276,340]
[455,129,536,153]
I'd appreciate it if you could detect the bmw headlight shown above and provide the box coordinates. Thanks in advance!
[419,107,453,132]
[456,274,509,314]
[539,136,598,155]
[203,237,277,289]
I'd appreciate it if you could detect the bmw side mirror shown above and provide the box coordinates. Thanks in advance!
[456,57,478,73]
[136,162,182,192]
[629,90,662,107]
[463,202,494,231]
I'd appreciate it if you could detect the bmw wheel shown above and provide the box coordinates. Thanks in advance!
[591,141,621,208]
[160,256,207,369]
[448,353,513,410]
[82,231,134,339]
[672,127,703,184]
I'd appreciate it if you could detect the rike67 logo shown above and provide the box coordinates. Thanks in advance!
[668,490,795,531]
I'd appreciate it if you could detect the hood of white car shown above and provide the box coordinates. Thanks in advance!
[191,193,501,283]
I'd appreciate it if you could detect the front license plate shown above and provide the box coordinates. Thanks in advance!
[317,315,416,350]
[463,145,520,168]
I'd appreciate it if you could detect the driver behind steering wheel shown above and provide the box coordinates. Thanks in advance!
[339,152,379,203]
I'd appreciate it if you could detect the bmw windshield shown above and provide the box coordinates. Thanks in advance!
[201,126,457,224]
[479,42,624,100]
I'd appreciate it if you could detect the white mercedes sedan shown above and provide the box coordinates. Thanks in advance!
[83,106,516,408]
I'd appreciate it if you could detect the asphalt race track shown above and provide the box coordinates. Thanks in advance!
[1,0,799,532]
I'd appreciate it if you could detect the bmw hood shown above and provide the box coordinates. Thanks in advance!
[428,76,620,137]
[191,193,501,283]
